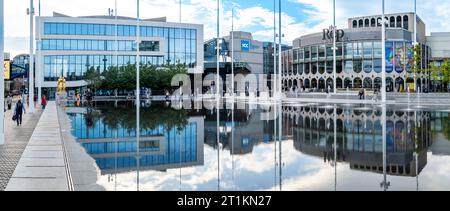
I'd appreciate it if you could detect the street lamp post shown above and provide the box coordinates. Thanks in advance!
[380,105,390,191]
[414,0,418,93]
[135,0,141,191]
[273,0,277,99]
[37,0,41,105]
[333,0,337,94]
[28,0,35,113]
[231,6,235,97]
[216,0,220,98]
[381,0,387,103]
[278,0,282,99]
[0,0,5,145]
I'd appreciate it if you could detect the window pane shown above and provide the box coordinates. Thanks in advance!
[78,40,84,50]
[88,24,94,35]
[124,26,130,36]
[42,40,50,50]
[49,40,57,50]
[63,24,70,35]
[44,23,51,34]
[82,24,88,35]
[69,24,76,35]
[363,60,373,73]
[50,23,57,34]
[319,45,325,58]
[57,40,64,50]
[118,26,124,36]
[363,42,373,58]
[130,26,136,36]
[93,24,100,35]
[374,59,382,73]
[100,24,106,36]
[57,23,64,34]
[345,61,353,73]
[64,40,70,50]
[311,46,318,59]
[353,60,362,73]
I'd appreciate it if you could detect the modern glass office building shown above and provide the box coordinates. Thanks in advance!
[36,13,204,97]
[282,12,431,93]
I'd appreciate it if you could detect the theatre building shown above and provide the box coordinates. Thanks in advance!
[281,12,431,93]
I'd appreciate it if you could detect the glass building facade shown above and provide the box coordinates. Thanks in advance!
[282,13,432,93]
[68,112,202,174]
[283,105,433,176]
[36,15,203,93]
[283,41,431,92]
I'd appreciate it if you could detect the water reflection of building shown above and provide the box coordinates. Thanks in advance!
[67,106,204,175]
[283,106,433,177]
[204,107,276,155]
[430,112,450,156]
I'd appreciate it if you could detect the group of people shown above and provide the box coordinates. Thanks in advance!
[5,93,48,126]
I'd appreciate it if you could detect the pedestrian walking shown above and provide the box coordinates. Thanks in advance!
[13,100,26,126]
[359,89,365,100]
[7,95,12,110]
[41,95,47,110]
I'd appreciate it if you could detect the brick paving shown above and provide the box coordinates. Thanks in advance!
[0,102,42,191]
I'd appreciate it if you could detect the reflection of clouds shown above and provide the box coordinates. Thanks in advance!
[96,143,450,191]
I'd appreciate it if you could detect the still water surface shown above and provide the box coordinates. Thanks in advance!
[65,100,450,191]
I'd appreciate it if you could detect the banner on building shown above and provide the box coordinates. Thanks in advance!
[385,41,394,73]
[394,42,405,73]
[406,42,413,73]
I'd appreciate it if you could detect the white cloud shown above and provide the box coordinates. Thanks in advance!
[4,0,450,57]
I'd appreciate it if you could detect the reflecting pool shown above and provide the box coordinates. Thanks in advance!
[64,100,450,191]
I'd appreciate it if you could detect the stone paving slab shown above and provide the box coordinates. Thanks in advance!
[6,178,68,191]
[0,101,43,191]
[17,158,65,167]
[6,102,70,191]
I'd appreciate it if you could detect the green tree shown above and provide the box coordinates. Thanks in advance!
[412,44,423,77]
[431,60,450,92]
[93,63,188,94]
[83,67,103,92]
[442,60,450,91]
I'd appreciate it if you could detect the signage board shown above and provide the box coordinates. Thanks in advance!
[3,61,10,80]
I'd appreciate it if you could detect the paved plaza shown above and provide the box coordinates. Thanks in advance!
[0,102,42,191]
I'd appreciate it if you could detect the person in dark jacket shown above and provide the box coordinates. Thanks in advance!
[14,100,26,126]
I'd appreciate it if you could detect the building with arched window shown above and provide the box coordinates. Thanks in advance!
[282,12,431,93]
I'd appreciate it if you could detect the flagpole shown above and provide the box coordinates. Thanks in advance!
[231,7,235,97]
[381,0,387,103]
[278,0,282,99]
[28,0,35,113]
[37,0,42,105]
[0,0,5,145]
[273,0,277,99]
[414,0,418,93]
[333,0,337,94]
[216,0,220,98]
[136,0,141,191]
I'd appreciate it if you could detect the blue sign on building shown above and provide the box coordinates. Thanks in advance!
[241,40,250,52]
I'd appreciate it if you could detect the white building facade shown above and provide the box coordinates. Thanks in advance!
[35,13,204,97]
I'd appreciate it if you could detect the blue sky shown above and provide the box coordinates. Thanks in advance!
[4,0,450,56]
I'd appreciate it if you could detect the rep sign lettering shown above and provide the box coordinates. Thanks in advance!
[322,26,345,42]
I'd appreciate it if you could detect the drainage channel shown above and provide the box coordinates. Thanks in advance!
[58,106,74,191]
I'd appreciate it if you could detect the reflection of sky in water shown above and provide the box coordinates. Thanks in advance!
[95,141,450,191]
[68,102,450,191]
